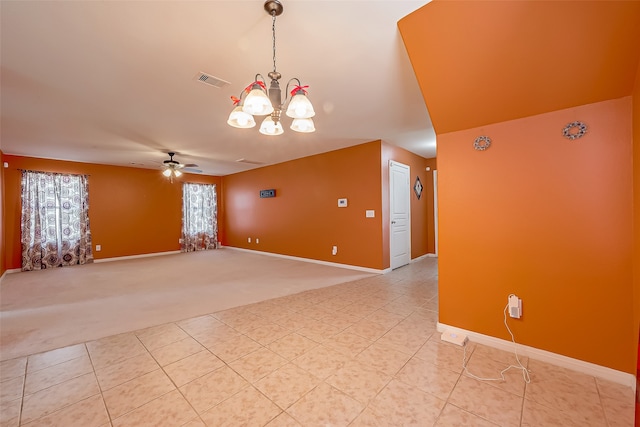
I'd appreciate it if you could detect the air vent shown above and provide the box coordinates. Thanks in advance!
[195,72,230,89]
[236,158,264,165]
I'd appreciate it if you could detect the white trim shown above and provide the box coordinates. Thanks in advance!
[411,253,437,263]
[411,254,430,263]
[225,246,387,274]
[4,268,22,274]
[93,250,181,263]
[437,322,636,391]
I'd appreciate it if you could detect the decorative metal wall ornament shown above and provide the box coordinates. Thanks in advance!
[562,121,587,140]
[473,136,491,151]
[414,176,423,200]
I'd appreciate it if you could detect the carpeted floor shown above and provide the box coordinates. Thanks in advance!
[0,249,376,361]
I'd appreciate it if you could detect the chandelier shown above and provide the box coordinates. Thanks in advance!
[227,0,315,136]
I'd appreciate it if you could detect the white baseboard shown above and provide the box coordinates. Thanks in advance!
[437,322,636,392]
[94,250,181,263]
[411,253,437,263]
[2,268,22,281]
[225,246,387,274]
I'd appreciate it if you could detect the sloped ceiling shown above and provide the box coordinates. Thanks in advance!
[399,0,640,135]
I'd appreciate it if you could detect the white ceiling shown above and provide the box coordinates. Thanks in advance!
[1,0,435,176]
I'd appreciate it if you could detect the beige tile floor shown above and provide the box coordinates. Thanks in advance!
[0,261,635,426]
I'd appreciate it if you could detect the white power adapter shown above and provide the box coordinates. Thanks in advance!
[508,294,522,319]
[441,330,468,346]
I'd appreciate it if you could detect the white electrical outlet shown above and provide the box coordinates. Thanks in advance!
[95,244,101,252]
[256,238,259,244]
[248,237,251,243]
[508,295,522,319]
[332,246,338,255]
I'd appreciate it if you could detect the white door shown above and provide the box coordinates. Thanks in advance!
[390,160,411,269]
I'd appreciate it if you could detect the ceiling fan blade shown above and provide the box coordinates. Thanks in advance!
[183,163,199,168]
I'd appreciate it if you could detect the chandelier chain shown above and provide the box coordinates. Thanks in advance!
[271,12,277,73]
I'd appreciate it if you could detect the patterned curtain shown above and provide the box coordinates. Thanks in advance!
[181,183,218,252]
[21,171,93,271]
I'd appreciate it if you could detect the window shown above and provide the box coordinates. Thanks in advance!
[181,183,218,252]
[21,171,93,270]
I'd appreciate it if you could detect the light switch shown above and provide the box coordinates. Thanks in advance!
[366,210,375,218]
[338,198,348,207]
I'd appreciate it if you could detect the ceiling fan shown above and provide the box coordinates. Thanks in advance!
[162,152,201,180]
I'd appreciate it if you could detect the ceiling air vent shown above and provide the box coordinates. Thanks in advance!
[236,158,264,165]
[195,72,230,89]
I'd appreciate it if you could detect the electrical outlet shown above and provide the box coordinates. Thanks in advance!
[95,244,101,252]
[248,237,251,243]
[332,246,338,255]
[508,295,522,319]
[256,238,259,244]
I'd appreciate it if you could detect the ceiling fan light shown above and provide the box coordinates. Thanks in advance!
[162,168,172,177]
[290,117,315,133]
[259,116,284,136]
[174,169,182,177]
[227,106,256,128]
[286,92,315,119]
[242,86,274,116]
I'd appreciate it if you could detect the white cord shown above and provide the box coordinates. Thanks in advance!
[461,301,531,384]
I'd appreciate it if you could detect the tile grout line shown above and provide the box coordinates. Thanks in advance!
[85,342,115,427]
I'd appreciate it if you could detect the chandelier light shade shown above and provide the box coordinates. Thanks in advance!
[260,116,284,135]
[243,83,274,116]
[286,88,315,119]
[227,0,315,136]
[290,118,315,133]
[227,105,256,128]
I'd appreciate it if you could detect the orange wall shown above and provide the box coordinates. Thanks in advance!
[438,97,634,373]
[1,150,5,276]
[633,58,640,378]
[222,141,385,270]
[221,140,436,270]
[2,155,221,269]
